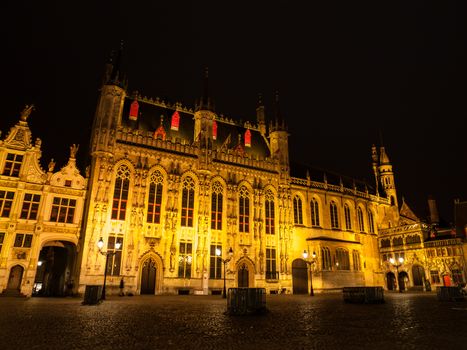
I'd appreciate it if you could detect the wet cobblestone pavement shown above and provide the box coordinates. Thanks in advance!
[1,292,467,350]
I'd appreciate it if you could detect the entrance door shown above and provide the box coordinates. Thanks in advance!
[412,265,424,286]
[238,263,249,288]
[387,272,396,290]
[292,259,308,294]
[7,265,24,290]
[398,271,408,291]
[141,259,156,294]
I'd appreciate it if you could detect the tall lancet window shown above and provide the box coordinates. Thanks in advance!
[330,201,339,229]
[211,181,223,230]
[311,198,320,226]
[265,189,275,235]
[239,186,250,233]
[293,195,303,225]
[181,176,195,227]
[368,210,375,233]
[344,204,352,230]
[147,170,163,224]
[112,165,130,221]
[357,207,365,232]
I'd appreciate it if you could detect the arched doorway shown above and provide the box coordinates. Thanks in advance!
[141,258,157,294]
[238,263,249,288]
[386,272,396,290]
[412,265,425,286]
[33,241,77,297]
[398,271,408,291]
[7,265,24,290]
[292,259,308,294]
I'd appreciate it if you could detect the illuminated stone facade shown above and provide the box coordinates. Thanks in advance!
[0,106,86,296]
[75,65,405,296]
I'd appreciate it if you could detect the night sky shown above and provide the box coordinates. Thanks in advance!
[1,1,466,223]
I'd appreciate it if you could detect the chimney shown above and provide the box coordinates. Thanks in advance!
[427,195,439,225]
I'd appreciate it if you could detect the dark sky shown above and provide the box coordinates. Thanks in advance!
[1,1,466,223]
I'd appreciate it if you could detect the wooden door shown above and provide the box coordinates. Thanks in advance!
[238,263,249,288]
[7,265,24,290]
[141,259,156,294]
[292,259,308,294]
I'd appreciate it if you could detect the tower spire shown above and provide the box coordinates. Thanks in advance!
[195,67,214,112]
[256,93,266,135]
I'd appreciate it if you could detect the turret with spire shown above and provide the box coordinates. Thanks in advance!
[256,93,266,135]
[193,67,216,150]
[268,91,289,174]
[378,145,398,207]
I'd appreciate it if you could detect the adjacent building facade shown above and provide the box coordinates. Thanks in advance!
[0,106,86,296]
[0,61,465,297]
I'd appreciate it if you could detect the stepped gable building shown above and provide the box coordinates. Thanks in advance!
[76,55,403,297]
[0,106,86,297]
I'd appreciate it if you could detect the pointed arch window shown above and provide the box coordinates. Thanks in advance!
[336,248,350,270]
[293,195,303,225]
[368,210,375,233]
[211,181,223,230]
[352,250,361,271]
[239,186,250,233]
[181,177,195,227]
[265,190,275,235]
[112,165,130,220]
[311,198,320,227]
[147,170,163,224]
[344,204,352,230]
[321,247,332,270]
[357,207,365,232]
[330,201,339,229]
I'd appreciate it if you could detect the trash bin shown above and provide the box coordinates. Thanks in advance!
[83,285,102,305]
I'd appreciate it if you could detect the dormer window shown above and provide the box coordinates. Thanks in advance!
[3,153,23,177]
[65,180,72,187]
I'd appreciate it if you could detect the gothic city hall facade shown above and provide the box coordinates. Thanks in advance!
[0,62,465,297]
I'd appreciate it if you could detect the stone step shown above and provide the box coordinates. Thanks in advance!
[0,289,27,298]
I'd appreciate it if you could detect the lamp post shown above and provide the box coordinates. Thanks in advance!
[216,247,233,298]
[97,237,122,300]
[389,256,404,293]
[302,250,317,296]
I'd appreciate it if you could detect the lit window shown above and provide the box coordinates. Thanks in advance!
[106,235,123,276]
[181,177,195,227]
[112,165,130,221]
[147,170,163,224]
[266,248,277,279]
[209,244,222,279]
[211,181,223,230]
[2,153,23,177]
[265,190,275,235]
[20,193,41,220]
[239,186,250,233]
[50,197,76,223]
[178,241,192,278]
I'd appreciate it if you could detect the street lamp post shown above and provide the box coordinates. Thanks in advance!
[216,247,233,298]
[302,250,317,296]
[390,257,404,293]
[97,237,122,300]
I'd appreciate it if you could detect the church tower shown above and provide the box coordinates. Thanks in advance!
[256,93,266,135]
[90,43,127,156]
[378,146,398,207]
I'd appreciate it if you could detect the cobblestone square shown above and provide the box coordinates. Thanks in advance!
[1,292,467,350]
